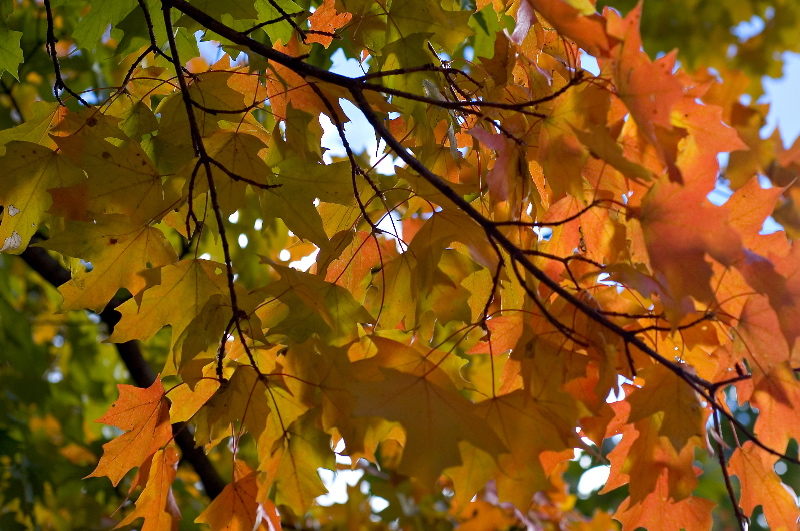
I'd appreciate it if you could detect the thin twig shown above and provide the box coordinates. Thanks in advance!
[42,0,91,106]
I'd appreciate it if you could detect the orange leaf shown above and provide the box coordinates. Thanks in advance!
[635,175,742,322]
[467,315,523,355]
[614,469,714,531]
[195,461,269,531]
[351,365,506,486]
[626,364,706,452]
[750,363,800,454]
[730,441,800,530]
[117,446,181,531]
[87,377,172,486]
[604,4,684,181]
[529,0,610,57]
[307,0,352,48]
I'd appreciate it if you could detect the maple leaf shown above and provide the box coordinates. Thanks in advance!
[625,363,706,452]
[270,410,335,515]
[9,0,800,528]
[86,377,172,486]
[307,0,352,48]
[0,142,84,254]
[603,4,684,181]
[40,217,178,312]
[192,365,273,446]
[195,460,273,531]
[53,127,172,223]
[529,0,610,57]
[467,314,523,355]
[350,363,506,486]
[730,442,800,530]
[632,175,742,322]
[117,446,181,531]
[180,130,272,216]
[108,260,232,370]
[320,230,382,302]
[614,468,715,531]
[478,390,580,507]
[602,398,700,504]
[261,261,374,347]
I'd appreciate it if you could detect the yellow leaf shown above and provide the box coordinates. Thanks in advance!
[0,141,83,254]
[109,259,229,347]
[117,446,181,531]
[42,217,177,312]
[181,130,271,216]
[350,365,506,486]
[54,130,171,223]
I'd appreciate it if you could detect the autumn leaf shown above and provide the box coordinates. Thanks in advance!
[271,410,335,515]
[192,364,273,446]
[5,0,800,529]
[350,363,506,486]
[0,142,83,253]
[179,130,272,216]
[40,217,177,312]
[529,0,610,57]
[54,127,172,223]
[108,260,231,370]
[626,363,706,452]
[730,442,800,530]
[261,261,374,347]
[603,4,684,181]
[195,460,271,531]
[117,446,181,531]
[307,0,352,48]
[633,175,742,322]
[86,377,172,486]
[614,468,715,531]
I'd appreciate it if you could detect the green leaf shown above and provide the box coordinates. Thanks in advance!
[72,0,138,52]
[0,26,22,80]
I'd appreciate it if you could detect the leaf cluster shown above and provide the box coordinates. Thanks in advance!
[1,0,800,530]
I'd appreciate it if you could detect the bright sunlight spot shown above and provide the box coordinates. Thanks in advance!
[577,466,611,498]
[316,468,364,506]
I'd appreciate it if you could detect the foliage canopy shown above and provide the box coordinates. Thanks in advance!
[1,0,800,529]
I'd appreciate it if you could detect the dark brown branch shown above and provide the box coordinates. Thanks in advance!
[160,0,564,118]
[350,87,800,466]
[713,411,747,530]
[42,0,91,106]
[244,11,305,35]
[162,1,261,375]
[494,199,610,227]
